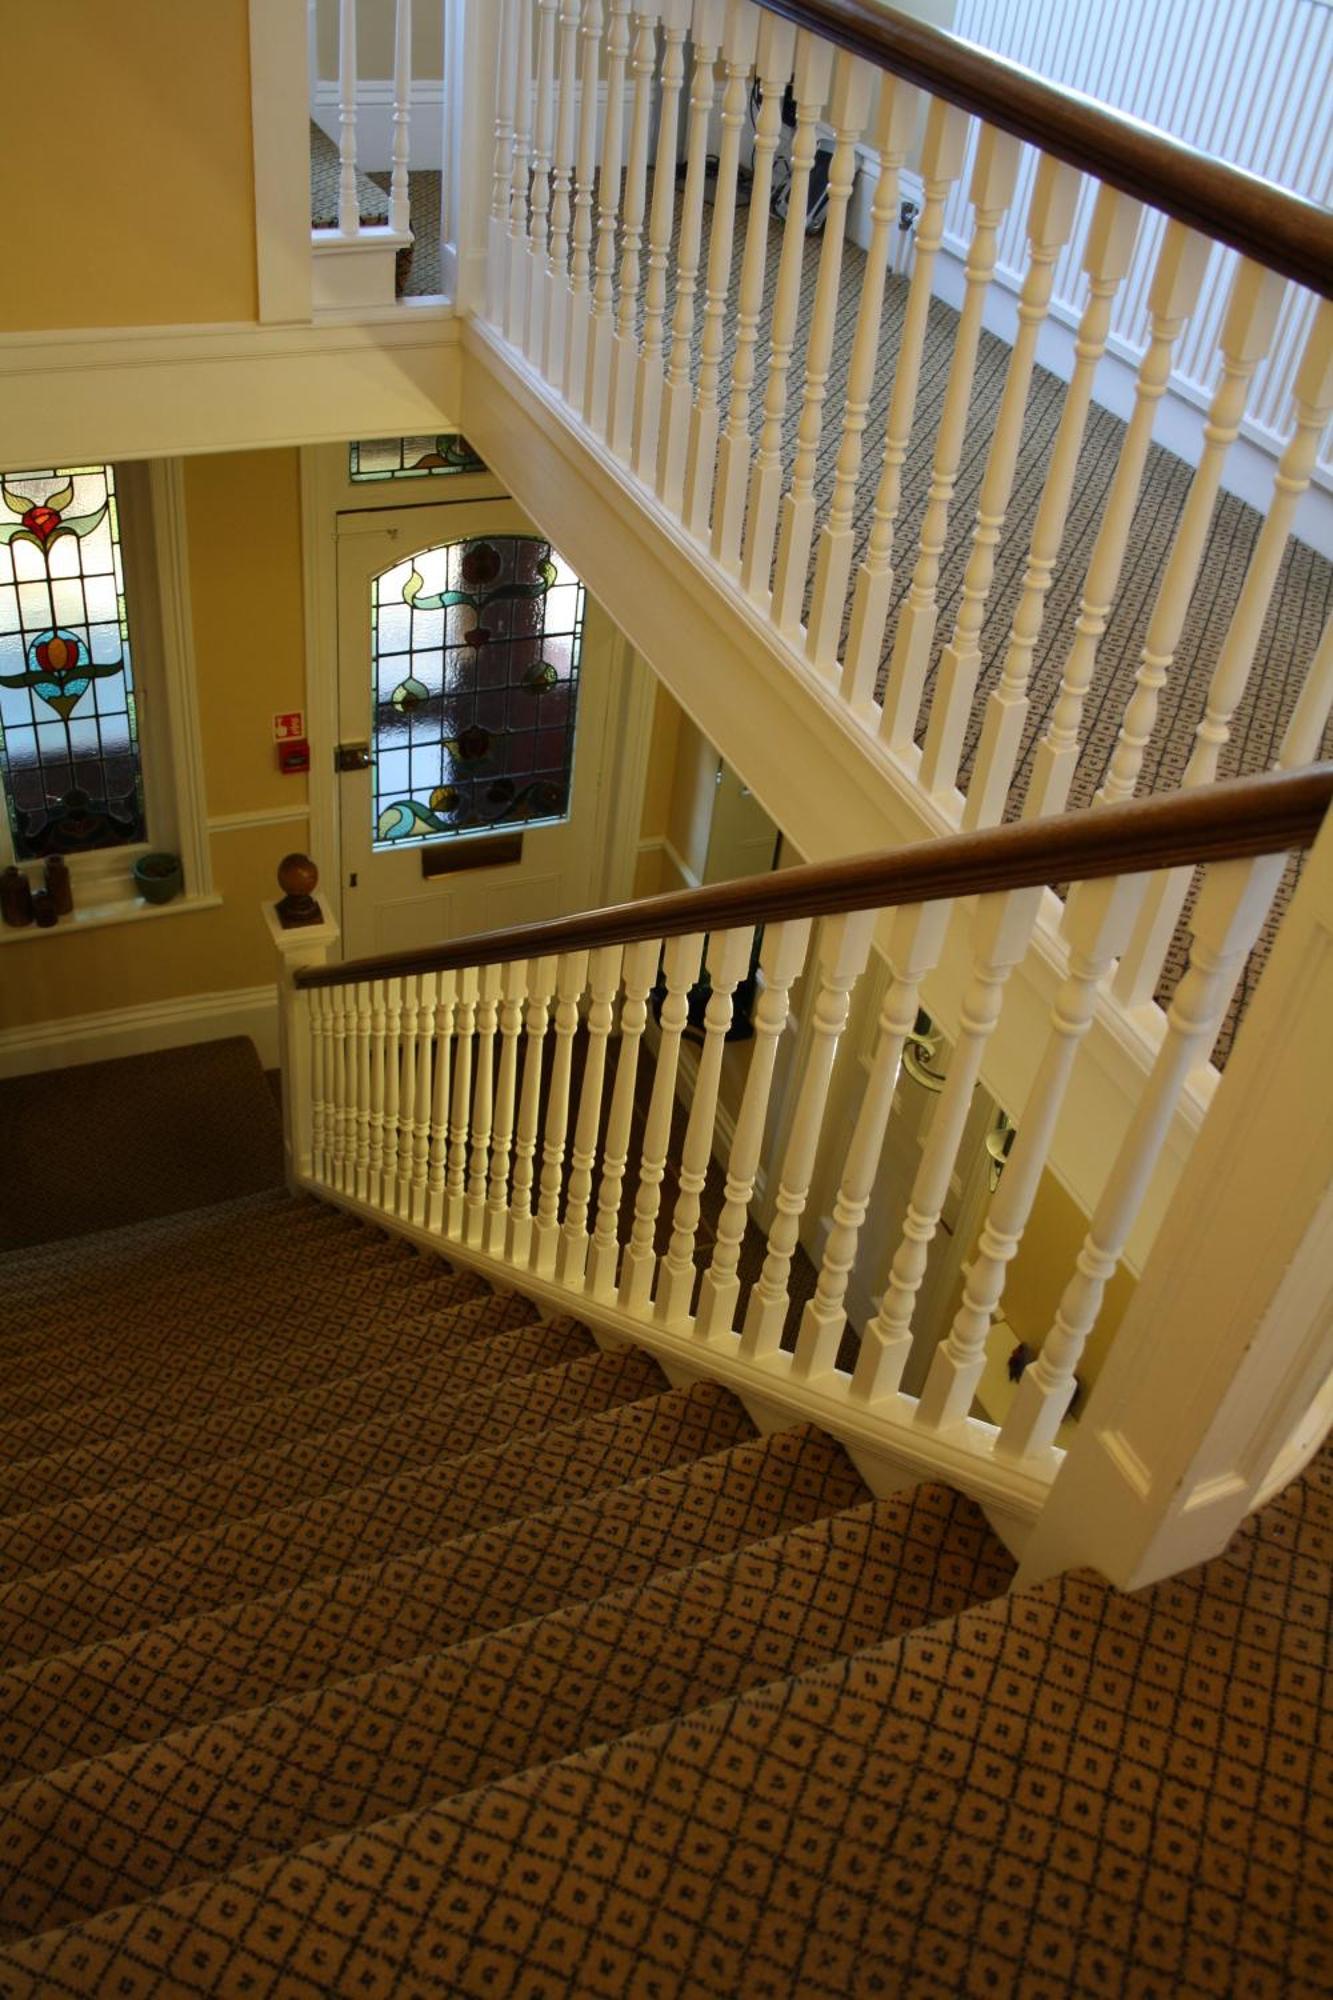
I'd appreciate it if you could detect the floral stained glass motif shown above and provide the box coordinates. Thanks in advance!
[371,535,585,848]
[349,435,486,483]
[0,464,145,857]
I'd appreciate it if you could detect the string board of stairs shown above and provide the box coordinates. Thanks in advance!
[0,1187,1327,1994]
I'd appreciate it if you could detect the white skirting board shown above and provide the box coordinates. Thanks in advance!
[0,983,279,1081]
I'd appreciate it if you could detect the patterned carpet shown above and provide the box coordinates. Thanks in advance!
[0,1164,1326,1992]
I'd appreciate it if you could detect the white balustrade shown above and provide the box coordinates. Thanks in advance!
[507,0,536,345]
[657,0,725,512]
[490,0,521,324]
[544,0,584,384]
[337,0,360,237]
[532,949,590,1275]
[466,965,502,1245]
[608,2,663,458]
[586,0,632,431]
[410,974,434,1224]
[310,987,331,1185]
[632,0,691,480]
[446,967,478,1236]
[564,0,605,405]
[426,971,457,1232]
[559,944,624,1282]
[353,979,373,1200]
[509,956,557,1265]
[620,932,704,1311]
[527,0,560,359]
[589,939,660,1297]
[389,0,412,236]
[378,979,403,1207]
[486,961,528,1252]
[367,978,388,1206]
[394,971,421,1219]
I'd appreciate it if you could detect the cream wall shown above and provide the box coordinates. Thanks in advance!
[316,0,445,79]
[0,450,308,1034]
[0,2,258,332]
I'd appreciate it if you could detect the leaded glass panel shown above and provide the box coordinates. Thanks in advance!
[0,464,145,857]
[350,435,486,482]
[371,535,585,847]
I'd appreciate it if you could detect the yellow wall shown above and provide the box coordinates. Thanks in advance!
[0,3,257,331]
[0,449,308,1033]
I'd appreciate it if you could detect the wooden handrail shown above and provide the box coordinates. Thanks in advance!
[754,1,1333,300]
[296,763,1333,990]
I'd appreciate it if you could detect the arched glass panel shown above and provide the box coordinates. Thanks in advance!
[371,534,586,848]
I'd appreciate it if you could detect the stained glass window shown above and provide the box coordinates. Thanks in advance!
[350,435,486,482]
[0,464,145,857]
[371,535,585,847]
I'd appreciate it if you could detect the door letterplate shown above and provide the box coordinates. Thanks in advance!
[335,742,371,772]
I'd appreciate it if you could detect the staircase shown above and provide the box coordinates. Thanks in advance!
[0,1178,1327,1994]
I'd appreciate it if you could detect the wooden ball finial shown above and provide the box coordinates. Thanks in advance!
[275,852,323,929]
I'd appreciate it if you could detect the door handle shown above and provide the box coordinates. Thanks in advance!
[335,742,371,772]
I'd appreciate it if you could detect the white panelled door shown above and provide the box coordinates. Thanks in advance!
[336,497,616,961]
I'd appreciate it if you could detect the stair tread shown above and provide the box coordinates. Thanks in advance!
[0,1485,1014,1939]
[0,1370,736,1669]
[0,1425,866,1786]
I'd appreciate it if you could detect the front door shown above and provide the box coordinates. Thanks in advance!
[335,497,616,961]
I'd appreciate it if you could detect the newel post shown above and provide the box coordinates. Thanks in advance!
[263,854,341,1193]
[1019,808,1333,1592]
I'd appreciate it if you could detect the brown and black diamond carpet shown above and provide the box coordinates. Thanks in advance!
[0,1048,1327,1993]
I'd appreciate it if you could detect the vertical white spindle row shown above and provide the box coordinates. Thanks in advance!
[998,848,1290,1460]
[378,979,403,1208]
[620,934,704,1310]
[1276,612,1333,774]
[770,55,876,641]
[310,986,331,1185]
[740,913,877,1356]
[336,0,360,238]
[607,2,662,458]
[426,972,457,1231]
[740,34,834,604]
[694,919,812,1338]
[879,127,1023,763]
[918,157,1084,801]
[656,927,755,1324]
[840,99,970,717]
[366,979,388,1204]
[964,187,1143,830]
[507,0,536,345]
[792,903,950,1379]
[466,966,502,1244]
[446,969,478,1235]
[564,0,605,403]
[487,963,528,1251]
[586,0,632,430]
[806,76,920,671]
[352,980,373,1200]
[527,0,560,358]
[389,0,413,237]
[394,974,421,1218]
[853,887,1042,1404]
[683,3,761,534]
[588,939,660,1296]
[331,984,352,1192]
[544,0,583,383]
[490,0,520,324]
[1023,223,1212,821]
[509,957,556,1264]
[657,1,725,511]
[533,950,589,1275]
[559,944,624,1281]
[410,975,435,1224]
[632,0,691,480]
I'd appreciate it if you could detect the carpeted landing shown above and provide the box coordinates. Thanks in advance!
[0,1192,1326,1995]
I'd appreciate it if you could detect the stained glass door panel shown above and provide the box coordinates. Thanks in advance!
[336,500,614,962]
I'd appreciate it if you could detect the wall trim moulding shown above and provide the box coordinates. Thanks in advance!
[207,805,313,835]
[0,983,279,1081]
[0,309,462,472]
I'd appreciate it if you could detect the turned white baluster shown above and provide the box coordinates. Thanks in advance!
[349,980,371,1200]
[683,1,760,535]
[740,912,877,1357]
[588,939,660,1297]
[879,127,1023,762]
[543,0,583,383]
[841,100,970,715]
[739,32,834,604]
[918,156,1084,801]
[694,919,812,1339]
[964,187,1143,831]
[656,927,754,1325]
[917,872,1148,1432]
[336,0,360,238]
[410,975,435,1225]
[559,944,624,1281]
[631,0,690,480]
[508,956,556,1264]
[507,0,536,345]
[526,0,559,359]
[711,13,797,571]
[655,0,724,511]
[365,979,388,1205]
[564,0,604,406]
[1277,611,1333,774]
[1113,299,1332,1012]
[445,967,478,1235]
[487,961,528,1252]
[792,902,950,1380]
[1097,260,1286,821]
[330,984,352,1192]
[1024,223,1212,821]
[532,949,590,1275]
[394,973,421,1217]
[805,75,920,672]
[853,888,1043,1403]
[466,964,502,1245]
[426,971,457,1232]
[585,0,631,431]
[998,849,1290,1461]
[770,55,875,642]
[619,933,704,1312]
[378,978,403,1207]
[389,0,412,236]
[310,986,331,1185]
[490,0,520,323]
[607,2,662,458]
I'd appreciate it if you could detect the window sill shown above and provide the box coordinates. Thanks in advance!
[0,890,222,944]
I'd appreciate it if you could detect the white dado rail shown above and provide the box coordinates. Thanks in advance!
[273,768,1333,1587]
